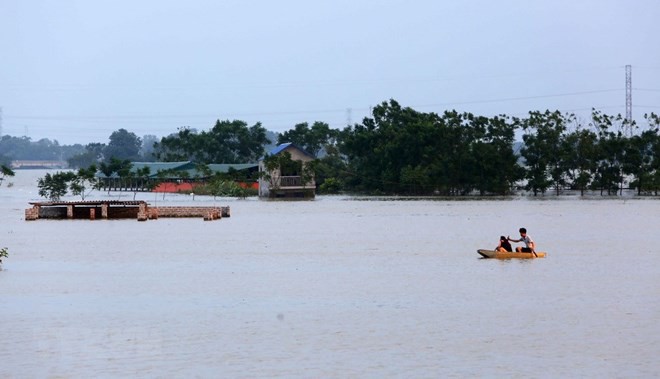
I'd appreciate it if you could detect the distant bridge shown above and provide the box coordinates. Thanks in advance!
[10,160,68,169]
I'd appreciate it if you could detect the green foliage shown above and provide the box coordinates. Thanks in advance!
[37,165,99,201]
[105,128,142,161]
[38,171,76,201]
[70,165,100,200]
[155,120,270,163]
[339,100,521,195]
[68,143,106,169]
[4,100,660,198]
[0,247,7,264]
[335,103,660,197]
[199,177,254,199]
[1,164,15,187]
[518,110,567,195]
[277,121,338,158]
[140,134,159,161]
[318,177,343,194]
[0,152,11,167]
[0,135,85,162]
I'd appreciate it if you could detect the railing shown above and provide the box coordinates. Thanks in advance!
[280,176,303,187]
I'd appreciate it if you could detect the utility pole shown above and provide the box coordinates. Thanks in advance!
[625,65,632,129]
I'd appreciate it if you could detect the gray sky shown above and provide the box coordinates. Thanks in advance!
[1,0,659,145]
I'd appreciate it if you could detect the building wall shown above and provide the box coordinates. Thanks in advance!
[258,145,316,198]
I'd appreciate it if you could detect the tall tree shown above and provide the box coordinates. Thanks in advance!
[518,110,567,195]
[278,121,338,158]
[140,134,159,161]
[68,143,106,169]
[37,171,76,201]
[104,129,142,161]
[624,113,660,195]
[591,111,627,195]
[69,165,100,200]
[561,128,598,196]
[155,121,269,163]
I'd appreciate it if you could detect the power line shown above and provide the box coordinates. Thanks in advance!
[4,89,624,122]
[414,89,622,109]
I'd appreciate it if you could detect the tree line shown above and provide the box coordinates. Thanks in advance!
[332,101,660,196]
[3,98,659,197]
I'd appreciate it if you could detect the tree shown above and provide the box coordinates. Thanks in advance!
[140,134,159,161]
[68,143,106,169]
[124,166,152,200]
[561,128,598,196]
[69,165,100,200]
[206,176,250,199]
[0,152,12,167]
[646,113,660,195]
[0,165,15,188]
[0,246,8,266]
[625,114,660,195]
[0,136,84,164]
[104,129,142,161]
[154,127,199,161]
[37,171,76,201]
[278,121,338,158]
[155,120,270,163]
[591,111,627,195]
[340,100,443,194]
[518,110,567,195]
[314,144,348,194]
[339,100,521,196]
[37,167,101,201]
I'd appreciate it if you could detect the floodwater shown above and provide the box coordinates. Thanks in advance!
[1,170,658,378]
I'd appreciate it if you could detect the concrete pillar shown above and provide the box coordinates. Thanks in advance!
[101,204,108,219]
[90,208,96,220]
[67,205,73,219]
[137,203,147,221]
[221,206,230,218]
[25,207,38,221]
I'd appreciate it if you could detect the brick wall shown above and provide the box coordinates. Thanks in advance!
[25,204,230,221]
[151,206,230,219]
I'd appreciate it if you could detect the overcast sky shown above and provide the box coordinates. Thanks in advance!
[1,0,659,145]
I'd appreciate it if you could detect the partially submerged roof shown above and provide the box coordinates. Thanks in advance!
[207,163,259,173]
[265,143,314,158]
[97,161,258,179]
[131,161,194,173]
[30,200,146,206]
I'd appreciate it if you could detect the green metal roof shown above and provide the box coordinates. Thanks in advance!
[96,161,258,179]
[207,163,259,173]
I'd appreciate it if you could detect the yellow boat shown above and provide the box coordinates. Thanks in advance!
[477,249,546,259]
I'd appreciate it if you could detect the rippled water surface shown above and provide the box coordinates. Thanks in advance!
[1,170,658,378]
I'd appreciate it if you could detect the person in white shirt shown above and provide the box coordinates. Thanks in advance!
[508,227,535,253]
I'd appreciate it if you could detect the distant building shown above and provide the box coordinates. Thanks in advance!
[258,143,315,199]
[11,160,67,169]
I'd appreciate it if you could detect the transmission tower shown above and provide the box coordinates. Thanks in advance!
[625,65,632,127]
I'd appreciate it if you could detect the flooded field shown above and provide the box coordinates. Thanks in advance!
[1,170,658,377]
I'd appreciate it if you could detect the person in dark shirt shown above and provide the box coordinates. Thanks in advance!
[496,235,513,252]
